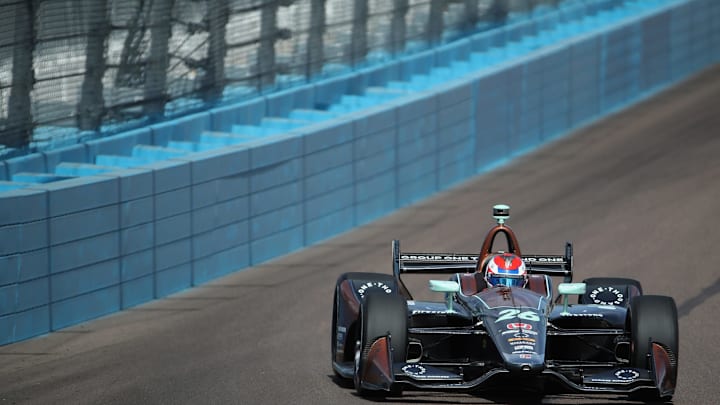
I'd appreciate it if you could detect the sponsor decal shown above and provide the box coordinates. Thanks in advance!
[401,255,479,261]
[518,354,532,359]
[588,369,641,384]
[412,310,449,315]
[402,364,427,376]
[356,282,392,297]
[506,322,533,330]
[590,304,617,310]
[512,345,535,351]
[589,286,625,306]
[508,337,536,343]
[496,309,541,322]
[523,257,564,263]
[614,369,640,381]
[501,329,538,336]
[560,313,603,318]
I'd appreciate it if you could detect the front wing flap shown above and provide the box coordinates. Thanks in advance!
[389,363,663,394]
[354,336,671,396]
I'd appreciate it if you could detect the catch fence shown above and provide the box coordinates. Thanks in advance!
[0,0,559,151]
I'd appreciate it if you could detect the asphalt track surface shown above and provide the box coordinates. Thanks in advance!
[2,64,720,405]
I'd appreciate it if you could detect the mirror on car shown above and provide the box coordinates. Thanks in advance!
[558,282,587,296]
[557,282,587,315]
[429,280,460,311]
[429,280,460,293]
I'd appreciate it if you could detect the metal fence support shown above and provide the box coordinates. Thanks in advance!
[78,0,109,132]
[463,0,479,33]
[390,0,409,55]
[6,1,37,147]
[258,1,279,89]
[307,0,326,78]
[478,0,508,28]
[350,0,368,66]
[144,0,174,120]
[203,0,229,103]
[0,0,552,149]
[427,0,446,45]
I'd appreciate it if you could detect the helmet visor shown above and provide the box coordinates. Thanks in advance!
[488,275,525,288]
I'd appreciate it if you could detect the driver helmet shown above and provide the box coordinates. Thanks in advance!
[484,253,528,288]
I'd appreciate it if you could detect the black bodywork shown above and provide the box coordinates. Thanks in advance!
[331,220,678,401]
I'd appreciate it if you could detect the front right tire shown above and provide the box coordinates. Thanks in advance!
[629,295,679,402]
[354,292,408,397]
[580,277,643,307]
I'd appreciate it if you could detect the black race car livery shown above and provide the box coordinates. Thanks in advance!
[330,205,678,402]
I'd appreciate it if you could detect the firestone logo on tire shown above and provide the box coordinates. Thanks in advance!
[357,282,392,297]
[589,286,625,306]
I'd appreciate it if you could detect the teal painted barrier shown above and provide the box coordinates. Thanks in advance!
[1,0,718,345]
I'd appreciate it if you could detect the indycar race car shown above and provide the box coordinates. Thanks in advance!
[331,205,678,401]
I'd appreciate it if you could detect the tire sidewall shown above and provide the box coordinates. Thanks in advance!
[581,277,643,307]
[629,295,679,372]
[355,292,408,395]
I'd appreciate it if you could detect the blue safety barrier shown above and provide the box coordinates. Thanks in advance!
[1,0,718,345]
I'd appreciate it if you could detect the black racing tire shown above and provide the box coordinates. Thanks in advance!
[579,277,643,307]
[629,295,679,402]
[341,272,397,291]
[330,286,350,382]
[354,292,408,397]
[338,272,399,302]
[330,272,397,370]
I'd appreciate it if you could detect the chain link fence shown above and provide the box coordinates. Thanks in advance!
[0,0,560,152]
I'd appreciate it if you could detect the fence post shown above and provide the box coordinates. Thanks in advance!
[203,0,229,103]
[306,0,325,78]
[486,0,509,26]
[463,0,479,33]
[427,0,446,45]
[390,0,408,55]
[144,0,173,120]
[6,0,37,148]
[350,0,368,66]
[258,1,279,89]
[77,0,109,132]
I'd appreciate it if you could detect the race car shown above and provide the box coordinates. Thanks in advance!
[331,204,678,401]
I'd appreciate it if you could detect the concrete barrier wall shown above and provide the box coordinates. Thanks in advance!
[1,0,718,345]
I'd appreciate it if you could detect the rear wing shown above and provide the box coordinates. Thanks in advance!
[392,240,573,287]
[521,251,573,282]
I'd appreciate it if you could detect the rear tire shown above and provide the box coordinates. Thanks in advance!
[354,292,408,397]
[579,277,643,307]
[629,295,679,402]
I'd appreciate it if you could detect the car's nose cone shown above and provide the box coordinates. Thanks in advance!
[504,353,545,374]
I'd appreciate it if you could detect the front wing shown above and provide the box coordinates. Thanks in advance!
[354,334,675,398]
